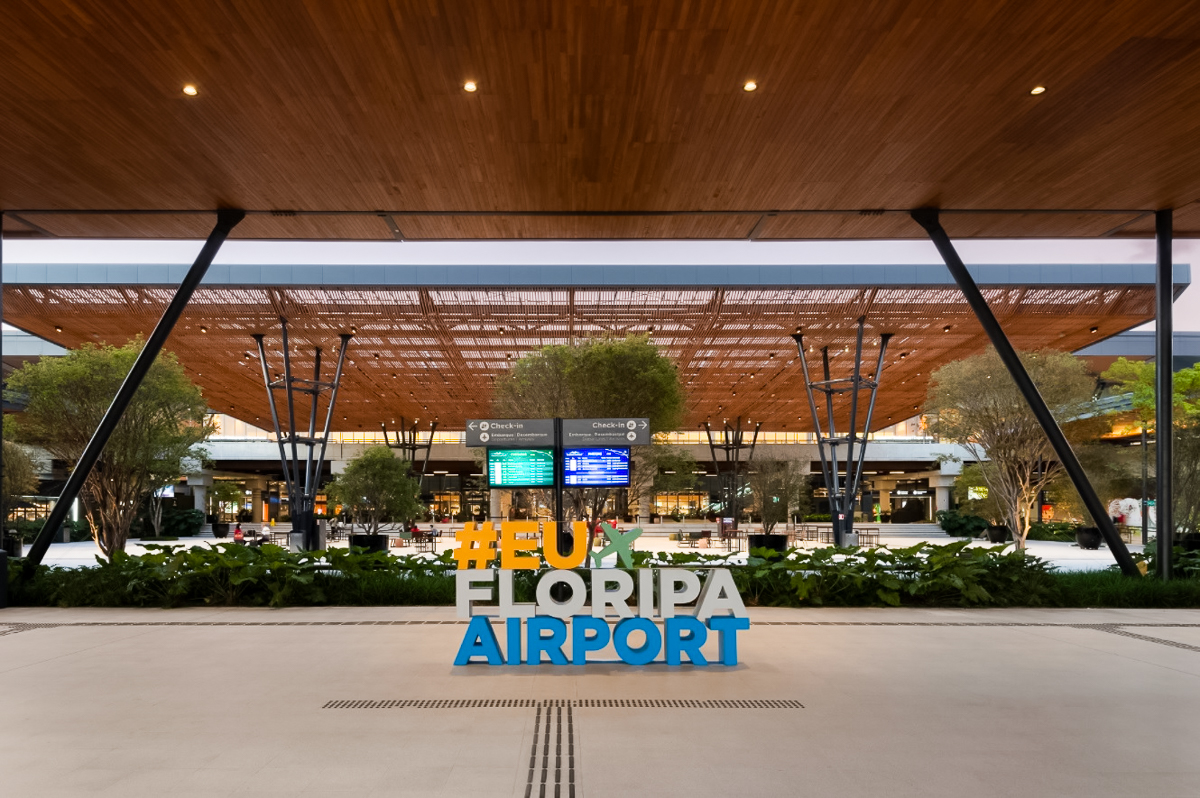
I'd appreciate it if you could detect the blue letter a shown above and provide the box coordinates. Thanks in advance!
[454,616,504,665]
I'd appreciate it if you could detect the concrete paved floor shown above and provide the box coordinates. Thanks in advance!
[2,605,1199,797]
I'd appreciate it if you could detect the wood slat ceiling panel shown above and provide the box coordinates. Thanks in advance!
[3,284,1156,433]
[390,214,761,239]
[2,1,1199,239]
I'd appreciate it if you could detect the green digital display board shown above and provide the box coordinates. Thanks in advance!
[487,448,555,488]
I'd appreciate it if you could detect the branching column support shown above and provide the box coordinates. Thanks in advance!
[912,207,1140,577]
[24,209,245,570]
[254,321,352,550]
[792,317,890,546]
[703,418,761,530]
[382,417,439,491]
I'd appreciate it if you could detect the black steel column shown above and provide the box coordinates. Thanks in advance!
[1156,209,1174,578]
[912,208,1139,577]
[25,209,245,569]
[1141,428,1149,546]
[554,417,567,554]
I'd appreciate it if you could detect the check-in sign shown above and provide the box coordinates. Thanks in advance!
[466,419,555,447]
[562,418,650,446]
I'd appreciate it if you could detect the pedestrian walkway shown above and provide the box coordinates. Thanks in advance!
[1,605,1198,797]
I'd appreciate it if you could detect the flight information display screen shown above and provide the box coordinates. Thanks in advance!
[488,448,556,488]
[563,447,631,487]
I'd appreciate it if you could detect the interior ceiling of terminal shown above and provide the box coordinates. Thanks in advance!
[2,1,1200,240]
[4,284,1156,431]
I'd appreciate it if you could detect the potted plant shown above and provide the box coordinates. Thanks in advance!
[747,458,808,553]
[1075,526,1103,550]
[985,524,1009,544]
[327,446,423,553]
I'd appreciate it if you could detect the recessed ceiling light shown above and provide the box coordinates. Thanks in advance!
[1030,86,1046,95]
[943,325,951,333]
[55,325,63,332]
[743,81,757,92]
[464,81,477,92]
[183,84,198,96]
[199,325,208,333]
[1090,326,1098,333]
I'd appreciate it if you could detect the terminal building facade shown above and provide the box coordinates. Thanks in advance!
[3,256,1186,528]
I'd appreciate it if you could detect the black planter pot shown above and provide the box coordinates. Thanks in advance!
[1178,533,1200,552]
[747,533,788,553]
[1075,526,1103,550]
[349,534,389,553]
[212,522,230,538]
[985,525,1009,544]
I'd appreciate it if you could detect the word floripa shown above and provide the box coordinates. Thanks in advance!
[453,521,750,666]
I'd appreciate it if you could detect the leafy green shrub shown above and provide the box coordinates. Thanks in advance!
[1025,521,1078,542]
[936,509,989,537]
[1054,569,1200,607]
[803,514,832,522]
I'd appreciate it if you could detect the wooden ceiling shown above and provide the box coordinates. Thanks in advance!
[2,1,1200,240]
[3,284,1156,431]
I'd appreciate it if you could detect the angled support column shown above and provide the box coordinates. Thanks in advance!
[1156,209,1174,579]
[24,209,245,569]
[912,208,1139,577]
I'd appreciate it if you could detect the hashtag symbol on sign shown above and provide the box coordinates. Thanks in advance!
[453,522,498,570]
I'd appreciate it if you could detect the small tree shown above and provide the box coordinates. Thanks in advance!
[7,341,213,558]
[208,481,245,522]
[628,446,701,520]
[1102,357,1200,536]
[326,447,423,535]
[492,335,686,541]
[2,417,39,525]
[925,347,1108,549]
[747,458,811,534]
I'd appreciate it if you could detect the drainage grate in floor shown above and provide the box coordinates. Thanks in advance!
[322,698,804,709]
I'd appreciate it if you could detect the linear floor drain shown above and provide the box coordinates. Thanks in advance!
[322,698,804,709]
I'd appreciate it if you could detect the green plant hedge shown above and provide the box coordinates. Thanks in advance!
[936,509,989,537]
[8,539,1200,610]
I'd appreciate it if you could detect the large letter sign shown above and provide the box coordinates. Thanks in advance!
[452,522,750,666]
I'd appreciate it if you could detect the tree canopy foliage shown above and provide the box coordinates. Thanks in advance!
[925,347,1109,547]
[326,446,424,535]
[492,335,688,533]
[7,341,212,557]
[747,457,811,534]
[492,334,685,433]
[2,416,39,525]
[1103,357,1200,536]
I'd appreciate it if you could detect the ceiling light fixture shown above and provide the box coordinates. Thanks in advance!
[743,81,757,92]
[182,84,198,96]
[464,81,477,92]
[1030,86,1046,95]
[943,325,951,333]
[1090,326,1098,333]
[199,326,208,333]
[55,325,63,332]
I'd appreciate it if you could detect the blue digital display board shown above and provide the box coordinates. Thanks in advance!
[563,447,631,487]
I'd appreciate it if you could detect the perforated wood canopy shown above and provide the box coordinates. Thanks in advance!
[3,281,1159,431]
[2,0,1200,240]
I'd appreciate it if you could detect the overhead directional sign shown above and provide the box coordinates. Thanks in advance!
[562,418,650,446]
[466,419,555,448]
